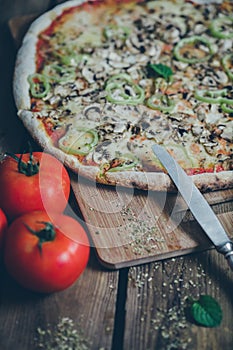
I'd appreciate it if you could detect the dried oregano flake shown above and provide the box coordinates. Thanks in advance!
[36,317,90,350]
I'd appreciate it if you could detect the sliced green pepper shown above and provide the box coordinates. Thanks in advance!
[173,35,214,64]
[107,162,137,172]
[28,73,50,98]
[195,88,233,113]
[194,89,233,113]
[58,128,98,156]
[43,64,76,83]
[107,153,138,172]
[222,53,233,81]
[209,16,233,39]
[194,89,228,104]
[146,93,175,113]
[105,74,145,105]
[221,102,233,114]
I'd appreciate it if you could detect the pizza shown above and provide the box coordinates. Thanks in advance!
[13,0,233,192]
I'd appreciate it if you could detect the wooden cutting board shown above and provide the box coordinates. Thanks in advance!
[71,174,233,269]
[10,14,233,269]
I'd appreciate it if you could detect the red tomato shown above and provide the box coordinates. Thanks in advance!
[4,211,90,293]
[0,152,70,219]
[0,209,7,252]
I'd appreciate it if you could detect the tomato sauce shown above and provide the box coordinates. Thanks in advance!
[41,119,66,145]
[186,165,224,176]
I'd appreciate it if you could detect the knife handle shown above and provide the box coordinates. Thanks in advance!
[217,242,233,271]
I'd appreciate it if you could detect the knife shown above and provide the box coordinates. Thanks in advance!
[152,144,233,270]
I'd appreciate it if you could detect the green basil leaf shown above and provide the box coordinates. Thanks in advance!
[190,295,222,327]
[147,63,173,81]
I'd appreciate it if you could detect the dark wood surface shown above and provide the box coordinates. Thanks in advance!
[0,1,233,349]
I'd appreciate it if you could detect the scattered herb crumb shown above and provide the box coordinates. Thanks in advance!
[128,258,223,349]
[36,317,90,350]
[119,205,165,255]
[156,303,191,349]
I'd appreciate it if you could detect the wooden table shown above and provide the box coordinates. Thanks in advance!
[0,5,233,350]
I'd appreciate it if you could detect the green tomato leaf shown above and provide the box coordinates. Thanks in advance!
[190,295,222,327]
[147,63,173,81]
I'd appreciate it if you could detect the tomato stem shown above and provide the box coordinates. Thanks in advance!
[25,221,56,252]
[5,149,40,176]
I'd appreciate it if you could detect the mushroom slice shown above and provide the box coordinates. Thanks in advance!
[83,104,102,121]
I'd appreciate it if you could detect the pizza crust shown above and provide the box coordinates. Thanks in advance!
[189,171,233,192]
[105,170,233,192]
[13,35,36,110]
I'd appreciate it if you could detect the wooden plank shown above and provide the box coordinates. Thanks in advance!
[71,175,233,269]
[124,250,233,350]
[0,254,118,350]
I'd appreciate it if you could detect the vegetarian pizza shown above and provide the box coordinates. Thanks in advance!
[13,0,233,191]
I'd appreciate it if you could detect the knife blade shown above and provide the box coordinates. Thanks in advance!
[152,144,233,270]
